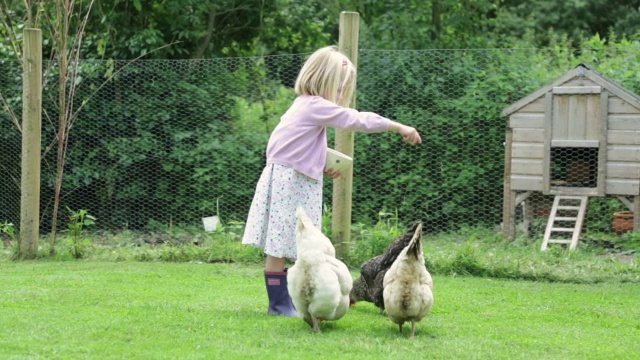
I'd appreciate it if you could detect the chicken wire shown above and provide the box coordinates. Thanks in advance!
[0,49,637,240]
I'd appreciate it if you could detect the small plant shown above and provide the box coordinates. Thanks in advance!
[0,221,17,246]
[348,208,406,267]
[1,222,18,258]
[64,208,96,259]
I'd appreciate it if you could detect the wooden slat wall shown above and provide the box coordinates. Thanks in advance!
[609,115,640,130]
[513,128,544,142]
[606,179,640,195]
[511,175,544,191]
[512,143,544,158]
[509,113,545,128]
[608,145,640,162]
[608,130,640,144]
[509,110,545,191]
[518,97,545,113]
[609,96,640,114]
[606,96,640,195]
[511,159,543,175]
[607,162,640,178]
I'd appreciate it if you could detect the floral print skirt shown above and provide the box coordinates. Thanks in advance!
[242,163,323,259]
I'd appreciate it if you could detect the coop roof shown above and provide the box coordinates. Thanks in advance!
[502,63,640,116]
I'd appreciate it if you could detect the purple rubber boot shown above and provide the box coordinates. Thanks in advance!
[264,271,298,317]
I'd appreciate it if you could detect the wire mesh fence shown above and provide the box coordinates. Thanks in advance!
[1,48,639,242]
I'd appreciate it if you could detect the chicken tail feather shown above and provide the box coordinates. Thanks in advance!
[407,223,423,259]
[296,206,313,233]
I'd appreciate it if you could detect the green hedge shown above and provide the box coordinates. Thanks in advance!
[2,38,640,232]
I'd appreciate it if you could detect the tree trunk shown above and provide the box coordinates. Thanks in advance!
[192,7,216,59]
[49,0,70,252]
[431,0,442,41]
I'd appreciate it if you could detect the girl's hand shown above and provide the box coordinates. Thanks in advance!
[390,121,422,144]
[398,125,422,144]
[324,168,341,179]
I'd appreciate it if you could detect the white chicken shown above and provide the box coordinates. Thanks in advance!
[383,222,434,339]
[287,207,353,332]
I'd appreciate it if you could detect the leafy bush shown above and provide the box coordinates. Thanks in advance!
[3,37,640,235]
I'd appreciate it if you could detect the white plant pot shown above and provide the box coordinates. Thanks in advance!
[202,216,219,232]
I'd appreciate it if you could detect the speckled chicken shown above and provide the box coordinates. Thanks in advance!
[287,207,353,332]
[350,222,421,312]
[383,222,433,339]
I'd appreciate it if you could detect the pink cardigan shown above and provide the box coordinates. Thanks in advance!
[266,95,392,180]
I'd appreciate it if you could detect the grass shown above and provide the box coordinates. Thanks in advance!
[1,261,639,359]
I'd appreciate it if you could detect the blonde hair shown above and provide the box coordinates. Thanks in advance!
[294,46,356,107]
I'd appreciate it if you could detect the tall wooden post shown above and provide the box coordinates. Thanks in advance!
[19,28,42,259]
[333,12,359,258]
[502,128,515,239]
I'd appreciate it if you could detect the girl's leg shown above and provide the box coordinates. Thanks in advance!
[264,255,297,316]
[265,255,286,272]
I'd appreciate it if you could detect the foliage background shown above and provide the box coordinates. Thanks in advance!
[2,0,640,236]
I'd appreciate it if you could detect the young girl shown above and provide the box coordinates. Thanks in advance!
[242,46,422,316]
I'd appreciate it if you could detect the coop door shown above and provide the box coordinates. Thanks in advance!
[544,87,606,195]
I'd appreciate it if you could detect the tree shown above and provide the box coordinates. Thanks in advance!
[83,0,275,59]
[498,0,640,46]
[339,0,504,49]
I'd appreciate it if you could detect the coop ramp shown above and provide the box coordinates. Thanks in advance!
[541,196,589,251]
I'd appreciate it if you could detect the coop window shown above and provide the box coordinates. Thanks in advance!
[550,147,598,188]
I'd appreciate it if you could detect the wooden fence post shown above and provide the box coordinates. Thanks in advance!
[502,128,515,239]
[333,12,359,258]
[19,28,42,259]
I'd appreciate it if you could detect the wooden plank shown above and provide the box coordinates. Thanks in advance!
[552,95,569,140]
[570,196,589,250]
[561,78,598,87]
[606,179,640,195]
[515,191,532,206]
[503,129,515,239]
[333,11,360,257]
[541,195,561,250]
[598,91,608,196]
[608,130,640,145]
[634,196,640,232]
[609,97,640,114]
[617,196,634,211]
[608,145,640,161]
[543,92,553,194]
[586,94,601,139]
[20,28,42,259]
[512,175,544,191]
[568,95,586,140]
[522,193,534,236]
[512,128,545,142]
[509,113,545,128]
[607,162,640,179]
[551,139,599,147]
[519,97,545,113]
[553,86,601,94]
[549,187,599,196]
[512,143,544,158]
[608,114,640,130]
[511,159,543,175]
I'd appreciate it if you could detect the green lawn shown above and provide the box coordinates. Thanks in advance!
[1,261,639,359]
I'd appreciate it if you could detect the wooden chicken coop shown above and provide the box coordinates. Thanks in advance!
[502,64,640,249]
